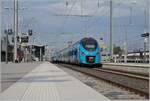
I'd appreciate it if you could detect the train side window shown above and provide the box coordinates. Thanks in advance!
[68,50,72,56]
[74,49,77,55]
[72,49,74,55]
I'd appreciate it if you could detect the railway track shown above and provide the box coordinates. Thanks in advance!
[95,68,149,79]
[59,64,149,98]
[102,64,149,77]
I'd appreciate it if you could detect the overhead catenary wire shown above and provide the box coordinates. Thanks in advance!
[59,0,78,33]
[54,0,78,50]
[86,1,147,53]
[59,0,121,34]
[86,0,123,33]
[60,0,107,35]
[86,0,147,33]
[60,0,124,43]
[57,0,147,53]
[82,0,107,34]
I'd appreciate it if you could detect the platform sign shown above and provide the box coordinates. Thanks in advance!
[21,43,28,46]
[141,33,149,37]
[21,36,29,43]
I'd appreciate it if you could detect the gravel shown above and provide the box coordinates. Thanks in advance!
[57,65,147,100]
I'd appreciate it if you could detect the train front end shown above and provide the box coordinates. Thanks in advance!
[79,37,101,66]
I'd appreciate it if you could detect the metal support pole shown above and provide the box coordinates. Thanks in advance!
[0,0,1,92]
[40,47,42,61]
[14,0,18,62]
[81,0,83,16]
[25,47,28,62]
[124,42,127,63]
[109,0,113,59]
[148,0,150,64]
[124,27,128,63]
[6,31,8,64]
[144,0,149,32]
[144,38,147,63]
[13,0,16,62]
[141,33,149,63]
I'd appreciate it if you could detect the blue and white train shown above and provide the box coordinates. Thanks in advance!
[51,37,102,67]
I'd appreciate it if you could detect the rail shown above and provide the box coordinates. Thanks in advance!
[59,64,149,98]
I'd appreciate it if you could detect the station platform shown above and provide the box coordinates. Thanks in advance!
[103,62,149,68]
[0,62,110,101]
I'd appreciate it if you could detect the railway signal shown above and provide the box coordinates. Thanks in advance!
[8,29,13,35]
[28,29,33,36]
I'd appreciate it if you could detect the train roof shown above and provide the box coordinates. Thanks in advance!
[56,37,97,53]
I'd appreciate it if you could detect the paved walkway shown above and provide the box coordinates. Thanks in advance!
[0,62,110,101]
[1,62,42,91]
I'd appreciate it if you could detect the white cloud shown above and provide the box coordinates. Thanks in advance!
[2,0,147,50]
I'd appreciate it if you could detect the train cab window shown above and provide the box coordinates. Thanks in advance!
[81,38,98,51]
[85,45,95,49]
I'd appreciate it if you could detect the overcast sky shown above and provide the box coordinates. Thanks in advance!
[1,0,149,52]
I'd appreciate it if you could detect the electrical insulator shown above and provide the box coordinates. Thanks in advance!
[66,1,68,7]
[97,0,99,8]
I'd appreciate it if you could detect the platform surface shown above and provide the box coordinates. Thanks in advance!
[0,62,110,101]
[103,62,149,68]
[1,62,42,92]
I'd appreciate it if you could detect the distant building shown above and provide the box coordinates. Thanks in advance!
[22,44,45,61]
[99,40,110,62]
[113,51,149,63]
[32,44,45,61]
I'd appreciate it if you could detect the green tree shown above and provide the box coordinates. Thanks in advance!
[113,45,122,55]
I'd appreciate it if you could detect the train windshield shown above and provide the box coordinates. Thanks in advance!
[81,38,98,51]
